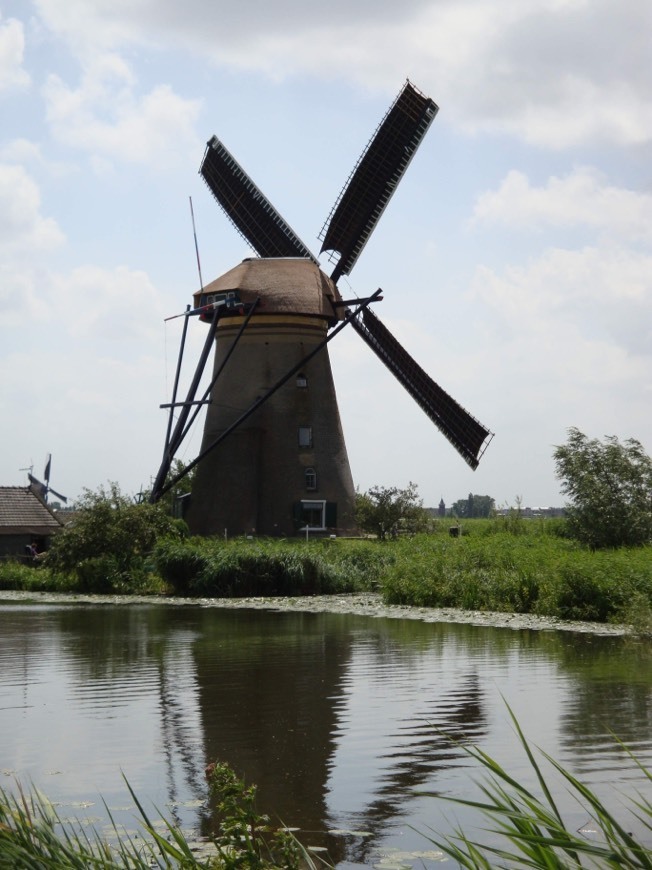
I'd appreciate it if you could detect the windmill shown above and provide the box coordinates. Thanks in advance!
[27,454,67,504]
[151,80,492,536]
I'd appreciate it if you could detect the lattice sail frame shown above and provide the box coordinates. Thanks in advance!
[200,136,317,262]
[319,80,438,282]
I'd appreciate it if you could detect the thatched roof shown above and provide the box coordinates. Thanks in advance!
[0,486,64,536]
[195,258,343,320]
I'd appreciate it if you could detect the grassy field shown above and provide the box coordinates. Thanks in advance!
[381,519,652,626]
[1,517,651,627]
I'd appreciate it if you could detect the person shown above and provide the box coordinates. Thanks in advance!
[29,542,39,558]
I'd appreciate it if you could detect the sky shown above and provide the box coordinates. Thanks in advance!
[1,0,650,511]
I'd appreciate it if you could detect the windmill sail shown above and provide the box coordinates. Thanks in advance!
[28,456,68,504]
[351,307,492,469]
[200,136,317,262]
[319,81,438,282]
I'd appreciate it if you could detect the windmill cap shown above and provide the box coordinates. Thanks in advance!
[194,258,344,321]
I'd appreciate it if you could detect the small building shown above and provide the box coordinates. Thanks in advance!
[0,485,64,560]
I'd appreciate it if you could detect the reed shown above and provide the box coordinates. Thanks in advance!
[0,768,325,869]
[153,536,386,597]
[424,703,652,868]
[381,530,652,624]
[3,718,652,868]
[3,519,651,628]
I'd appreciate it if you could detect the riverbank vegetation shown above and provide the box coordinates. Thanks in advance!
[1,429,650,627]
[2,517,651,628]
[0,760,321,869]
[2,714,652,868]
[380,521,652,628]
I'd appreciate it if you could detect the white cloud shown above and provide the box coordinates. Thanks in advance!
[0,163,64,255]
[472,168,652,242]
[472,244,652,361]
[47,264,167,345]
[0,139,42,163]
[30,0,652,148]
[0,16,30,94]
[42,53,202,168]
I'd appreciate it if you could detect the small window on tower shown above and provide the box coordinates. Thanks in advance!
[298,426,313,448]
[305,467,317,490]
[300,500,326,529]
[296,373,307,388]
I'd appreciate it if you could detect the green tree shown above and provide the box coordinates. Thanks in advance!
[355,482,429,539]
[553,427,652,549]
[46,482,184,590]
[153,458,196,516]
[451,493,495,518]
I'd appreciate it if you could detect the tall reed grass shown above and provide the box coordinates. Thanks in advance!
[426,704,652,868]
[381,529,652,625]
[2,519,651,627]
[3,715,652,868]
[153,535,390,598]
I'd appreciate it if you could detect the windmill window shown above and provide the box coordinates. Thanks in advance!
[300,500,326,529]
[305,467,317,490]
[298,426,313,448]
[296,373,308,388]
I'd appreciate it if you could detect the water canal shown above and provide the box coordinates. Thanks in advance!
[1,595,651,868]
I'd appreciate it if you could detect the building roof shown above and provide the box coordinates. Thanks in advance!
[0,486,64,535]
[194,258,343,320]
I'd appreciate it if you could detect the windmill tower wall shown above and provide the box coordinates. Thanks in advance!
[185,259,357,538]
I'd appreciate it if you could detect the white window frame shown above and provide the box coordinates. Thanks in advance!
[300,499,326,530]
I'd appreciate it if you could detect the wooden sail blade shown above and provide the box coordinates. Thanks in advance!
[201,136,317,261]
[351,307,492,469]
[319,81,438,282]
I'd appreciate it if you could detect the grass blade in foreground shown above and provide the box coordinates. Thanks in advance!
[420,707,652,868]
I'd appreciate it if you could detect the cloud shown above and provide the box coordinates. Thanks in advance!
[30,0,652,147]
[42,52,202,169]
[47,264,167,346]
[0,163,64,256]
[468,167,652,358]
[0,161,64,327]
[0,16,30,94]
[472,243,652,362]
[472,168,652,242]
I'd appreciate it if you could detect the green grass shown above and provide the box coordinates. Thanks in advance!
[425,703,652,868]
[152,535,390,598]
[0,767,324,869]
[0,559,68,593]
[380,523,652,625]
[3,713,652,868]
[2,519,651,627]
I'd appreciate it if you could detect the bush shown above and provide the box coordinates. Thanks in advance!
[355,482,431,539]
[154,536,386,598]
[45,483,185,593]
[380,529,652,624]
[0,559,67,593]
[554,427,652,549]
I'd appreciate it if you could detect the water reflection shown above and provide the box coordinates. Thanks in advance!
[1,603,651,867]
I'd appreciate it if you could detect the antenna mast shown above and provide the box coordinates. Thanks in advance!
[189,196,204,292]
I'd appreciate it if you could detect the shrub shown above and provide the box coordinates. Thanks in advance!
[0,559,67,593]
[554,427,652,549]
[355,482,431,539]
[380,531,652,624]
[45,483,185,593]
[154,537,380,598]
